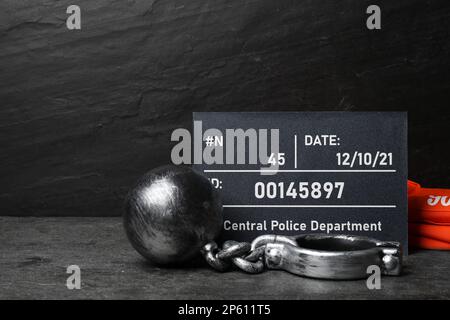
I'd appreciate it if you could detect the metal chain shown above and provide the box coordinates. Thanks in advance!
[201,235,301,274]
[201,239,266,274]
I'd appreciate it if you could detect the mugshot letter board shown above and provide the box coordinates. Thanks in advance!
[193,112,407,251]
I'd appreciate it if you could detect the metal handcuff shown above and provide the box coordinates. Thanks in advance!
[201,234,402,280]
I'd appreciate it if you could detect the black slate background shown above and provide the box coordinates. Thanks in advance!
[1,0,449,216]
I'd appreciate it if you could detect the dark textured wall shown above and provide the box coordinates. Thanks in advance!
[1,0,449,216]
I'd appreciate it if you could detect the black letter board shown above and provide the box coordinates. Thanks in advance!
[193,112,407,252]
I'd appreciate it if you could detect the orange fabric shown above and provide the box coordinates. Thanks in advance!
[408,180,450,250]
[409,223,450,243]
[408,181,450,225]
[408,180,421,196]
[409,235,450,250]
[409,210,450,225]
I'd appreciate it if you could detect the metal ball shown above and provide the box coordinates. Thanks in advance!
[123,165,223,265]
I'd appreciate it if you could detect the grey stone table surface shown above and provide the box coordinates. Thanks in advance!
[0,217,449,300]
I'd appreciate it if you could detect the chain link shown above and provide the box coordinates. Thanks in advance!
[200,241,231,272]
[223,240,265,273]
[201,239,266,274]
[201,235,298,274]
